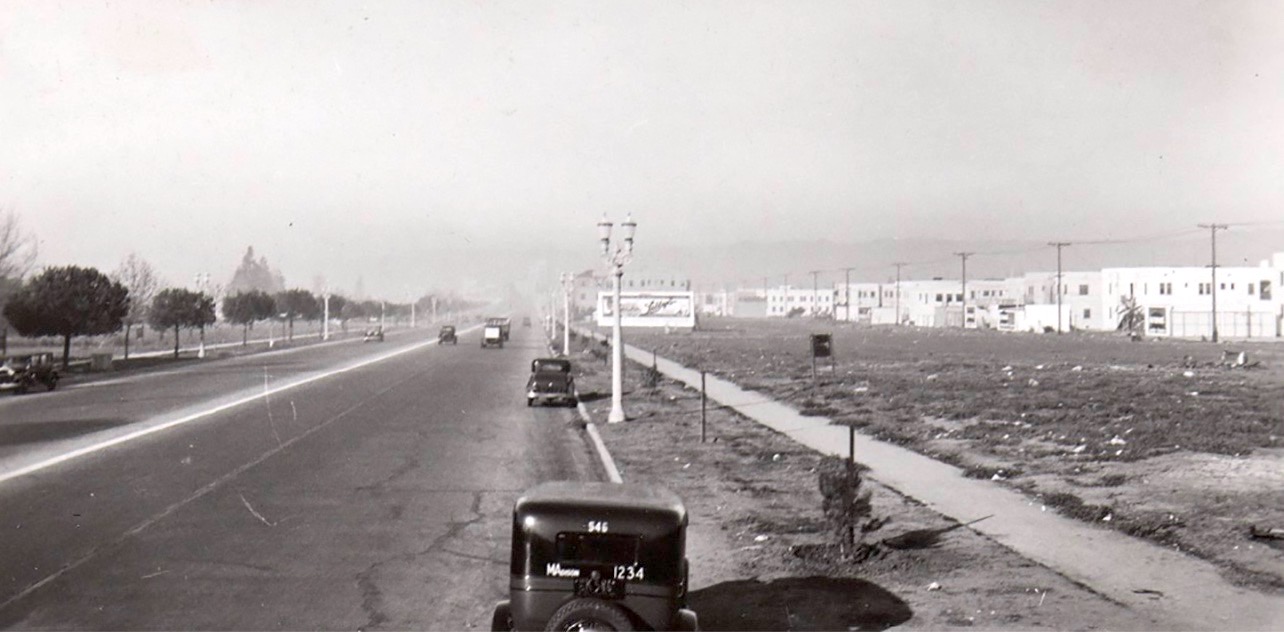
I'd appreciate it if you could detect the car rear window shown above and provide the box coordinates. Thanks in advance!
[555,533,639,565]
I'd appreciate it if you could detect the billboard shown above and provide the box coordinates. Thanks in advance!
[596,291,696,328]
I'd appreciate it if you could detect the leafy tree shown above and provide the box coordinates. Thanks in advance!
[222,290,276,345]
[1117,296,1144,337]
[3,266,130,368]
[226,246,285,295]
[149,288,217,358]
[275,289,319,340]
[325,294,349,332]
[112,252,161,359]
[339,299,367,328]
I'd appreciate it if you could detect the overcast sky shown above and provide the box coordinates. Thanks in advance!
[2,0,1281,296]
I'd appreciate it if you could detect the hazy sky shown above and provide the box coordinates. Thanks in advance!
[2,1,1281,296]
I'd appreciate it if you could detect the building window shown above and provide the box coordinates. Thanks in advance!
[1249,284,1255,295]
[1159,282,1172,295]
[935,293,943,303]
[1078,284,1089,296]
[1198,283,1210,295]
[1083,308,1091,319]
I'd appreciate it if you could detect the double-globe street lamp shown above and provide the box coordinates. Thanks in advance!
[597,213,636,424]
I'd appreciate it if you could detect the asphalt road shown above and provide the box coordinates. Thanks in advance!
[0,323,603,630]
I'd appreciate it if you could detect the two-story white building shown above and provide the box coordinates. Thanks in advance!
[1020,271,1106,331]
[766,286,838,318]
[1101,256,1282,338]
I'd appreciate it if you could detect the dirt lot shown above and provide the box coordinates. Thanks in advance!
[564,320,1284,630]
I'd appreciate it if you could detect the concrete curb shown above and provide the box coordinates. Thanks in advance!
[578,401,624,484]
[544,331,624,484]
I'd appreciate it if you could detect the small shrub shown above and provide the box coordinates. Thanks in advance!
[817,457,876,556]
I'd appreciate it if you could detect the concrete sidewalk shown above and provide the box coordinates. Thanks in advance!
[598,333,1283,631]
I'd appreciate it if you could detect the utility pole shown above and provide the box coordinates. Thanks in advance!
[954,252,973,329]
[810,270,820,318]
[843,267,854,322]
[892,263,905,326]
[1198,223,1228,342]
[1048,242,1071,334]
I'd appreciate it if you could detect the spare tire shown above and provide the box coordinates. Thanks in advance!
[543,598,633,631]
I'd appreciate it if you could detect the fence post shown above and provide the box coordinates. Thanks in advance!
[700,370,707,444]
[849,425,856,464]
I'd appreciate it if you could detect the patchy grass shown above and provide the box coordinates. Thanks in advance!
[614,318,1284,592]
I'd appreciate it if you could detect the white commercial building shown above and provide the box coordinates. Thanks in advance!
[1101,256,1283,338]
[1021,271,1106,332]
[766,285,838,318]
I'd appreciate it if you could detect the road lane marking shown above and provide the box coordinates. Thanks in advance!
[0,326,481,487]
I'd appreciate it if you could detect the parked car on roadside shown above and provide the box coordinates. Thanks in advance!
[363,327,384,342]
[492,481,697,631]
[0,353,60,395]
[526,358,576,407]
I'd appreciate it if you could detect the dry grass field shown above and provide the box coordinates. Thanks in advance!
[612,318,1284,594]
[568,332,1163,630]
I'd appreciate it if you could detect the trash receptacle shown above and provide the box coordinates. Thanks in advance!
[90,353,113,372]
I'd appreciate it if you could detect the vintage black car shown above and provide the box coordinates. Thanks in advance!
[363,327,384,342]
[492,481,697,631]
[438,325,458,345]
[0,353,60,395]
[486,317,512,342]
[526,358,576,407]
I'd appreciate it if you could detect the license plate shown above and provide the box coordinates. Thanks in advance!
[573,576,624,600]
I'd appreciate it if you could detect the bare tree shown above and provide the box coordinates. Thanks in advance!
[113,253,161,359]
[0,208,38,282]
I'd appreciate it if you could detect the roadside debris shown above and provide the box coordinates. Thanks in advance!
[1249,525,1284,540]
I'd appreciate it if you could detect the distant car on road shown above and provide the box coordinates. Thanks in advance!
[438,325,457,345]
[363,327,384,343]
[481,325,504,349]
[526,358,576,407]
[0,353,60,395]
[492,481,697,631]
[486,317,512,341]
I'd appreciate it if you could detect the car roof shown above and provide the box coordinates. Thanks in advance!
[532,358,572,372]
[516,481,685,514]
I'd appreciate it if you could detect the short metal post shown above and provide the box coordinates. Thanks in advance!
[700,371,707,443]
[652,349,657,371]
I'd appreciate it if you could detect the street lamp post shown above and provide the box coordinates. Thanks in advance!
[598,213,636,424]
[561,272,573,356]
[322,292,331,341]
